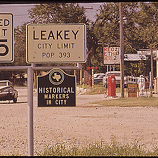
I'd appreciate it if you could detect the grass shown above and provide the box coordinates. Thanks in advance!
[92,97,158,107]
[77,83,158,107]
[36,141,158,156]
[83,86,106,95]
[78,83,121,95]
[2,140,158,156]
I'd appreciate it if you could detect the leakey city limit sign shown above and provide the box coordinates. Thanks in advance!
[26,23,86,63]
[0,13,13,62]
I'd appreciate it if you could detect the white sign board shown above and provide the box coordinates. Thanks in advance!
[103,47,120,64]
[0,13,13,62]
[137,50,158,57]
[26,24,86,63]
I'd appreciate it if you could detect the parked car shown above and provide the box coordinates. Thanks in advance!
[94,73,100,78]
[94,73,106,83]
[0,80,18,103]
[103,71,127,87]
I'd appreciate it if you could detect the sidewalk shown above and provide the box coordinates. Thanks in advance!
[76,87,120,106]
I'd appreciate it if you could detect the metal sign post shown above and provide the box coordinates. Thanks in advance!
[0,65,81,156]
[86,66,97,88]
[26,23,86,156]
[28,66,34,156]
[149,72,152,97]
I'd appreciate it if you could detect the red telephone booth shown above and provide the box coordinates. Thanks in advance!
[107,75,116,97]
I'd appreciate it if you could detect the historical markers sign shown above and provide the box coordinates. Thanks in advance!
[26,23,86,63]
[0,13,13,62]
[38,68,76,107]
[103,47,120,64]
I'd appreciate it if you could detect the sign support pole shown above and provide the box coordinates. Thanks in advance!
[150,45,153,97]
[92,68,94,88]
[28,66,34,156]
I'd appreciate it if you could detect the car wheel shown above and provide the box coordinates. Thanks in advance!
[13,97,17,103]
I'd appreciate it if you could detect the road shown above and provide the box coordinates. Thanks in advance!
[0,87,158,156]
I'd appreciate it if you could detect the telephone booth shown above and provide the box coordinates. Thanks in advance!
[107,75,116,97]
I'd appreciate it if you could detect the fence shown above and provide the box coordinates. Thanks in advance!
[126,76,139,84]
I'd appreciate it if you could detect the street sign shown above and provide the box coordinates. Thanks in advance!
[124,54,146,61]
[37,68,76,107]
[0,13,13,62]
[26,23,86,63]
[103,47,120,64]
[137,49,158,57]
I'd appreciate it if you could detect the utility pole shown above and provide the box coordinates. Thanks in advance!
[119,2,124,98]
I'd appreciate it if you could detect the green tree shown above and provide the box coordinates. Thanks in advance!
[91,2,158,76]
[12,3,94,83]
[29,3,88,24]
[13,3,91,68]
[91,3,120,73]
[135,2,158,48]
[28,3,94,70]
[14,23,28,66]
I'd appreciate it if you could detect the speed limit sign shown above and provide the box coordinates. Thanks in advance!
[0,13,14,62]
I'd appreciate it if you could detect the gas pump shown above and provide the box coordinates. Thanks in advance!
[107,75,116,97]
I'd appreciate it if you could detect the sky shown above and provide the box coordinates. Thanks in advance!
[0,3,105,28]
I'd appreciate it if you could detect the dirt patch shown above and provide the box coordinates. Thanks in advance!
[0,88,158,155]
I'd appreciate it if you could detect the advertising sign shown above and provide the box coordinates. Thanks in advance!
[137,50,157,57]
[37,68,76,107]
[103,47,120,64]
[128,83,137,97]
[26,23,86,63]
[0,13,13,62]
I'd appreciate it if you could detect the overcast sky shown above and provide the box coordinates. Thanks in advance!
[0,3,105,28]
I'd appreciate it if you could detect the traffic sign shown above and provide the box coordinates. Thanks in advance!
[0,13,14,62]
[26,23,86,63]
[103,47,120,64]
[37,68,76,107]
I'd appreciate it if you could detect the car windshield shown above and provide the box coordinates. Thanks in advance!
[0,82,7,86]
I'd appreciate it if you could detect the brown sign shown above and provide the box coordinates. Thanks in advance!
[128,83,137,97]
